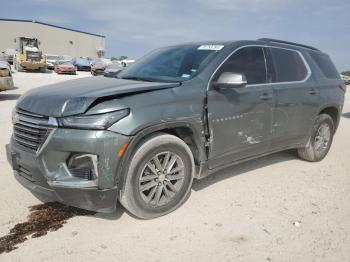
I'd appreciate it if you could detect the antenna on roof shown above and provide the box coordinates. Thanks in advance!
[258,38,320,51]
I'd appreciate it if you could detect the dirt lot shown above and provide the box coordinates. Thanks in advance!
[0,71,349,262]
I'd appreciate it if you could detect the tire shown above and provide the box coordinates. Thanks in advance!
[120,133,195,219]
[40,67,46,73]
[297,114,334,162]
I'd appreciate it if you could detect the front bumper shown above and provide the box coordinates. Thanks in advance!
[6,128,132,213]
[56,68,76,74]
[21,61,45,70]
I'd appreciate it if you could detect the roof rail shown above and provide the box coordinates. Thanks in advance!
[258,38,320,51]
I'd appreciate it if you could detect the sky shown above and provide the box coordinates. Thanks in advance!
[1,0,349,71]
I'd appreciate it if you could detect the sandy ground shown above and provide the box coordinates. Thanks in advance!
[0,70,349,262]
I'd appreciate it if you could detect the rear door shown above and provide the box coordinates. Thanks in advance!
[207,46,274,169]
[266,47,320,148]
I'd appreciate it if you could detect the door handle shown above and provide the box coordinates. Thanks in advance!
[259,93,273,100]
[309,89,318,95]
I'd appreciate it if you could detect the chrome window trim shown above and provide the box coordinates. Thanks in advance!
[207,44,312,90]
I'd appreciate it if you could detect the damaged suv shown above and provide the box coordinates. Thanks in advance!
[6,39,345,219]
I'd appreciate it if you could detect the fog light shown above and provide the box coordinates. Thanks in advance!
[67,154,98,180]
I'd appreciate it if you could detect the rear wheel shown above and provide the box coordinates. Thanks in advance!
[120,133,194,219]
[39,67,46,73]
[297,114,334,162]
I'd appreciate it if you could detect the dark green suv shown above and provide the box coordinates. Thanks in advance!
[6,38,345,219]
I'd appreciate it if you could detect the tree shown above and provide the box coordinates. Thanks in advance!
[341,71,350,77]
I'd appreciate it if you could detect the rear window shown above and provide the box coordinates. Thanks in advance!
[270,48,308,82]
[310,53,340,79]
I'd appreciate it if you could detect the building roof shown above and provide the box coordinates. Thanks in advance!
[0,18,105,38]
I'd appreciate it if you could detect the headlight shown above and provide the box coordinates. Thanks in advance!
[58,109,129,130]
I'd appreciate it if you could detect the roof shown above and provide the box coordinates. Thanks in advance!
[0,18,105,38]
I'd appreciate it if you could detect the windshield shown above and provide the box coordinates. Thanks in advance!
[118,44,223,82]
[22,39,38,48]
[76,58,89,64]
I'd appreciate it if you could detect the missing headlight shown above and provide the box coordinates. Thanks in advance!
[67,154,98,180]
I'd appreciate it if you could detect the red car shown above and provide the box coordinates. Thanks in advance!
[54,61,76,74]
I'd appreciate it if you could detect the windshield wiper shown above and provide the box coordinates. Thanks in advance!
[121,76,154,82]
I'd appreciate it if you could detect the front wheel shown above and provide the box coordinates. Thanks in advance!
[298,114,334,162]
[120,133,195,219]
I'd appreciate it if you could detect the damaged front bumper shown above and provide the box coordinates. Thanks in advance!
[6,128,132,213]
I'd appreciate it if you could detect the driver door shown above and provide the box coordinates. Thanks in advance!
[207,46,274,169]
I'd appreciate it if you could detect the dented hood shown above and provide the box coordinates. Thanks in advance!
[17,77,180,117]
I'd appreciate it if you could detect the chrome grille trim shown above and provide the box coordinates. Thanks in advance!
[13,109,53,153]
[16,108,48,120]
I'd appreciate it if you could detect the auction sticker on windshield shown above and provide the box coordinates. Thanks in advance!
[197,45,224,51]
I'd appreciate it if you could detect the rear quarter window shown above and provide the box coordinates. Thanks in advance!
[309,52,340,79]
[270,48,308,82]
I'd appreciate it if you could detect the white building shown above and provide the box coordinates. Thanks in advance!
[0,19,106,58]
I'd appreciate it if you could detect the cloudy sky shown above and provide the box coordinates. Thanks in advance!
[1,0,349,70]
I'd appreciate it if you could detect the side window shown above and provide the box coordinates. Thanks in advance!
[309,52,340,79]
[270,48,308,82]
[215,47,267,85]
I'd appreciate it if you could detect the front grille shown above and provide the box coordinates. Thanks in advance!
[13,109,52,152]
[26,51,41,61]
[69,168,93,180]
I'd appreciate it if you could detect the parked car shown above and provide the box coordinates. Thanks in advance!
[6,39,345,219]
[0,61,14,91]
[46,54,62,70]
[54,61,76,74]
[2,49,16,65]
[91,61,107,76]
[73,57,91,71]
[103,62,123,77]
[0,53,11,67]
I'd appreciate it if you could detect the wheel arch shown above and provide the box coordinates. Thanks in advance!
[116,122,206,197]
[318,106,340,131]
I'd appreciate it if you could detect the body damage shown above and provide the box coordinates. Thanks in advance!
[16,77,181,117]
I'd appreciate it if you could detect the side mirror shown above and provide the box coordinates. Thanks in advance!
[213,72,247,89]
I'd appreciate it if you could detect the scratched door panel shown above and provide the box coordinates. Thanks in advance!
[207,85,273,169]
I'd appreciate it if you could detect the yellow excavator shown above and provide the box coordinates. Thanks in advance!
[14,37,46,72]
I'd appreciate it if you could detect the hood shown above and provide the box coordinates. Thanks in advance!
[17,77,180,117]
[58,64,74,68]
[92,64,106,70]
